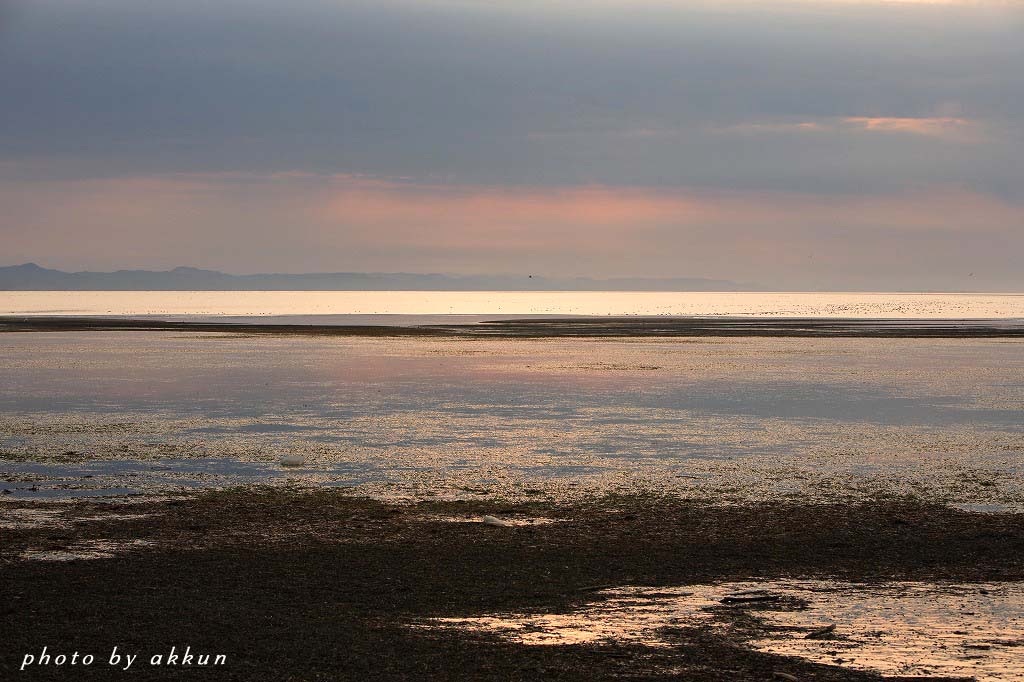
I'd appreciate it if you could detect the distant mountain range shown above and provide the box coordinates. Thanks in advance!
[0,263,751,291]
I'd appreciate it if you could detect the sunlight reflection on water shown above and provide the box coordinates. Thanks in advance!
[427,580,1024,681]
[4,290,1024,318]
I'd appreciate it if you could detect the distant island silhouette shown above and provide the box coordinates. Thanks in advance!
[0,263,751,292]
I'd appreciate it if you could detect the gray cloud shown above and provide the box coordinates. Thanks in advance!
[1,0,1022,287]
[2,0,1021,193]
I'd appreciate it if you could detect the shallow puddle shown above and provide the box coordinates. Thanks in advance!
[419,514,558,526]
[427,580,1024,681]
[20,539,153,562]
[0,506,66,529]
[0,503,157,529]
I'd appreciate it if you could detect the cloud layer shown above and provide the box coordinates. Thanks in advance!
[1,0,1022,288]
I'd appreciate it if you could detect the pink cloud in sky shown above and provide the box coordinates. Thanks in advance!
[717,116,980,140]
[2,172,1021,288]
[841,116,974,137]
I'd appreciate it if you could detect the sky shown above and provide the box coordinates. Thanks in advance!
[1,0,1021,290]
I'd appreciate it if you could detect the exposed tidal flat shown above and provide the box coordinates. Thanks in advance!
[2,324,1023,680]
[4,490,1024,681]
[0,331,1022,507]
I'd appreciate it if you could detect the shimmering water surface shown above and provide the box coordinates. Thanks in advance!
[428,580,1024,682]
[1,331,1022,505]
[4,290,1024,318]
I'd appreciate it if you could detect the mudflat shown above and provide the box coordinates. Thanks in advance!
[3,488,1023,680]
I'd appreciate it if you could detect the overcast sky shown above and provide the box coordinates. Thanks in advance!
[1,0,1021,289]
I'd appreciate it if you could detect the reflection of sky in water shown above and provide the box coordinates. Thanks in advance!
[1,332,1022,502]
[427,580,1024,682]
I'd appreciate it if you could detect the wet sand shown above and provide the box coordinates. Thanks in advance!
[3,488,1023,680]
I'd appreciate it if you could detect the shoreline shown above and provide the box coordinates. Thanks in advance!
[4,315,1024,338]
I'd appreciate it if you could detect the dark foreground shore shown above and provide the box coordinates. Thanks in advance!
[3,489,1023,680]
[4,315,1024,338]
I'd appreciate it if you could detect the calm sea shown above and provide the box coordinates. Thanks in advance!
[2,290,1024,319]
